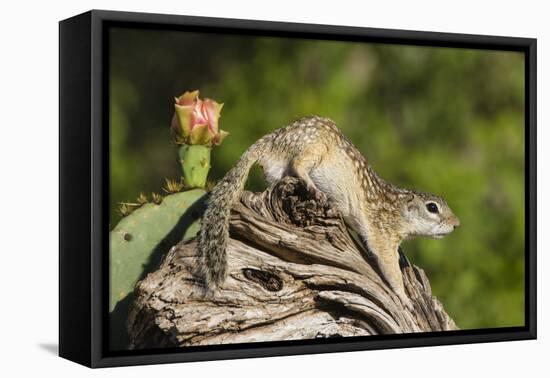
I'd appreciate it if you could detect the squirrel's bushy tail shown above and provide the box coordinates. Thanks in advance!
[197,139,265,289]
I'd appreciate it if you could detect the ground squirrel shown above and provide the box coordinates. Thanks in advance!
[197,116,460,309]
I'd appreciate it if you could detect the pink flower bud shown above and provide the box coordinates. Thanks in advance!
[171,90,228,146]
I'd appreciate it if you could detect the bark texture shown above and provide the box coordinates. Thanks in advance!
[128,177,457,349]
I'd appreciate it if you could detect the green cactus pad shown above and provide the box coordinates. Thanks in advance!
[109,189,206,312]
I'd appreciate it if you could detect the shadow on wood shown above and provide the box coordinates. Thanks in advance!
[128,177,457,349]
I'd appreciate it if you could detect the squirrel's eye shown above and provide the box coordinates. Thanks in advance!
[426,202,439,213]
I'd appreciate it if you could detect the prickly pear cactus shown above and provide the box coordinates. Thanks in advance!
[109,90,226,349]
[109,189,206,312]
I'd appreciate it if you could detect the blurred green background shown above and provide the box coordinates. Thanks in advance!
[109,27,525,330]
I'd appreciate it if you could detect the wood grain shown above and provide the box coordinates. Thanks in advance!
[128,177,457,349]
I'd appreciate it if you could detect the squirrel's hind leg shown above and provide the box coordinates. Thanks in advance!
[289,153,326,201]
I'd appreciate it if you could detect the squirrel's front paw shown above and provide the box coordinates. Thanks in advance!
[398,292,414,312]
[393,288,414,312]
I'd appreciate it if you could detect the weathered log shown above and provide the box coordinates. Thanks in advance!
[128,177,457,349]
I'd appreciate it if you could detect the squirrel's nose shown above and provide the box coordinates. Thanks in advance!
[452,216,460,229]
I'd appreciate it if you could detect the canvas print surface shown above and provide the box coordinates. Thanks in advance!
[108,26,525,351]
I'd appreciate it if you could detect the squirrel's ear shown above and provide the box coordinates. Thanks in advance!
[406,194,416,212]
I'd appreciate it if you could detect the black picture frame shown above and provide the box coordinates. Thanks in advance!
[59,9,537,368]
